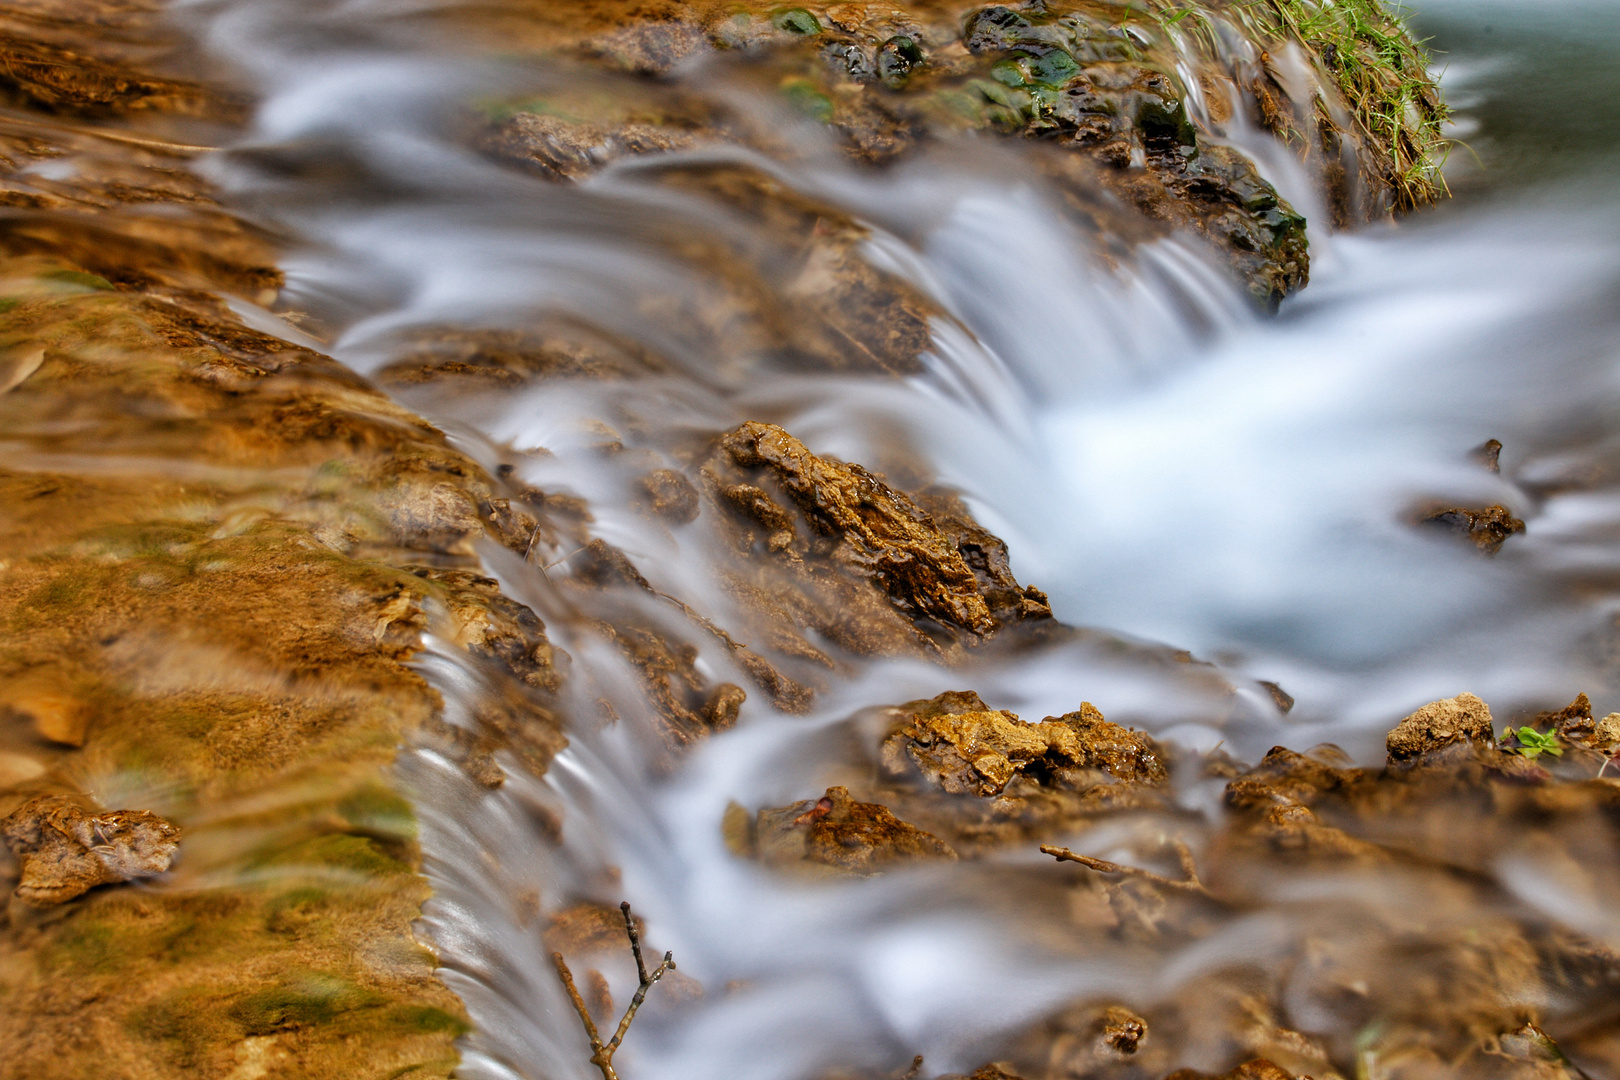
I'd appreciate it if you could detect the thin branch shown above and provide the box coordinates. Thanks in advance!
[606,950,674,1053]
[621,901,649,987]
[554,900,675,1080]
[553,952,613,1079]
[1040,842,1215,899]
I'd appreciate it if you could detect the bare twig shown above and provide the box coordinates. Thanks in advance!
[1040,840,1215,899]
[899,1055,925,1080]
[554,900,676,1080]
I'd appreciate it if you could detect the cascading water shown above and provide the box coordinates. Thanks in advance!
[42,0,1620,1075]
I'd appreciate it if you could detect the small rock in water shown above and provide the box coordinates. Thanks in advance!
[639,468,700,524]
[1384,691,1496,766]
[1596,712,1620,750]
[1,794,180,904]
[1472,437,1504,473]
[754,785,956,874]
[880,690,1167,797]
[1419,503,1526,555]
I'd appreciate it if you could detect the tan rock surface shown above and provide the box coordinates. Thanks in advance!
[2,794,179,904]
[1385,691,1496,765]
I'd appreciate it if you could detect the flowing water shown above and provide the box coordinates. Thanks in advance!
[13,0,1620,1076]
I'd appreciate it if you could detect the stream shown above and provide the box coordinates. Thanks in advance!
[15,0,1620,1076]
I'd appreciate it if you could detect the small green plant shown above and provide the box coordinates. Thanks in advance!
[1506,727,1563,760]
[772,9,821,35]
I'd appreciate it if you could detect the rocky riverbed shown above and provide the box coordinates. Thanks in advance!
[13,1,1620,1080]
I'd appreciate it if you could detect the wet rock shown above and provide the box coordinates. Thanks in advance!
[0,751,46,789]
[709,422,1050,647]
[911,488,1053,626]
[377,322,671,385]
[378,480,485,556]
[472,0,1459,305]
[1474,438,1504,473]
[591,617,746,752]
[1163,1061,1297,1080]
[1385,692,1497,766]
[640,468,700,524]
[1099,1006,1147,1054]
[1420,503,1526,555]
[481,113,706,182]
[544,901,646,958]
[881,690,1167,797]
[648,162,938,375]
[2,676,91,747]
[1224,745,1362,811]
[1,795,179,904]
[1596,712,1620,751]
[753,785,956,874]
[1534,691,1595,742]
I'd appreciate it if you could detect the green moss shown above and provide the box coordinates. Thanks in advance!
[338,782,417,841]
[1155,0,1449,209]
[772,8,821,35]
[386,1005,471,1037]
[40,269,116,292]
[43,920,123,975]
[259,832,413,877]
[781,78,835,123]
[229,973,383,1034]
[128,987,226,1067]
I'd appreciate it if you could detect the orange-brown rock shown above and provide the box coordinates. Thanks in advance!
[753,785,956,874]
[1420,503,1527,555]
[881,690,1166,797]
[701,422,1052,675]
[1384,691,1497,766]
[1,794,179,904]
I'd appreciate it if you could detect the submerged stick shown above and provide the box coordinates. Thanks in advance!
[1040,841,1215,899]
[553,900,675,1080]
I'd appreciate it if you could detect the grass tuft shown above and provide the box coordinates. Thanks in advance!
[1154,0,1450,211]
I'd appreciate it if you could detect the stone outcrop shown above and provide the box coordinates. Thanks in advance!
[1,795,180,904]
[742,785,957,874]
[469,2,1448,308]
[701,421,1052,670]
[1384,691,1497,765]
[880,690,1167,797]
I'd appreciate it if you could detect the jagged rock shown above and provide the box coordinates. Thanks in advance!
[472,0,1445,306]
[1420,503,1526,555]
[701,422,1051,670]
[881,690,1166,797]
[752,785,956,874]
[640,468,700,524]
[1,795,179,904]
[481,113,707,182]
[1597,712,1620,750]
[1385,692,1497,766]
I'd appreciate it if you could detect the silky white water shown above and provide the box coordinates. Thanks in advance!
[159,0,1620,1076]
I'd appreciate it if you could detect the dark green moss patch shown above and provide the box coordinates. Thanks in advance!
[230,973,383,1034]
[386,1005,472,1037]
[41,268,116,291]
[339,783,417,841]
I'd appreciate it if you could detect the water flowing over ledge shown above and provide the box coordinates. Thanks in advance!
[6,1,1620,1079]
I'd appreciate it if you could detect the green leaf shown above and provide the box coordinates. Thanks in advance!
[1511,726,1563,759]
[773,9,821,35]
